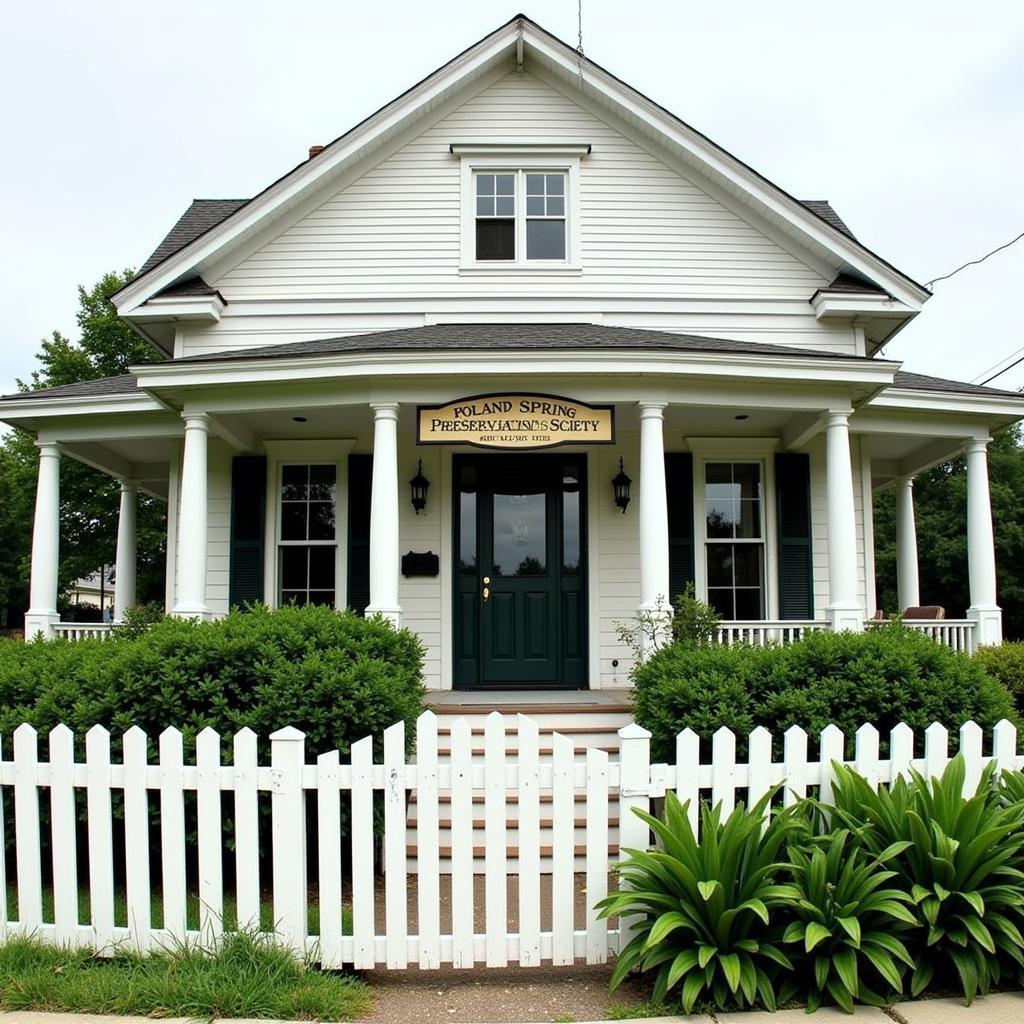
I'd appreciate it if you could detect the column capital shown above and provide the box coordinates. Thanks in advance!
[119,478,139,494]
[370,402,401,420]
[181,411,211,430]
[637,401,667,419]
[34,440,61,457]
[825,410,851,428]
[964,437,990,456]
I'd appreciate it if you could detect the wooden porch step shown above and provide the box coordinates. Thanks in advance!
[432,816,620,829]
[407,843,620,859]
[431,702,632,716]
[457,744,618,757]
[409,791,613,806]
[434,724,624,736]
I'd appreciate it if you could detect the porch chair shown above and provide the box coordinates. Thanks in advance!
[901,605,946,620]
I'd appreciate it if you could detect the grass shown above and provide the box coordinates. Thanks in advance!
[6,884,354,936]
[0,931,371,1020]
[605,1001,674,1020]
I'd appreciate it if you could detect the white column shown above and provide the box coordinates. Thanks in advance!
[824,411,864,632]
[895,477,920,612]
[25,442,61,639]
[367,402,402,626]
[965,438,1002,645]
[637,402,671,654]
[113,480,138,623]
[172,413,212,619]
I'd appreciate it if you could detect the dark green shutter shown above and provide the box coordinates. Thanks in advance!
[666,452,695,603]
[775,452,813,619]
[347,454,372,615]
[228,455,267,608]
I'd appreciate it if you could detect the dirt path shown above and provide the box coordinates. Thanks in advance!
[359,962,653,1024]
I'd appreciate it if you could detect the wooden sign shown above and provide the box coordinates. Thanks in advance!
[417,393,615,450]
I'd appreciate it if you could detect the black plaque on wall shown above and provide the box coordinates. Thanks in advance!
[401,551,440,577]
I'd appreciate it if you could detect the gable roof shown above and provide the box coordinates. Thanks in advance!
[112,14,931,327]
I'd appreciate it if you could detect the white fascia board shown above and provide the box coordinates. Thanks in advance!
[449,142,592,156]
[868,388,1024,419]
[132,348,898,393]
[132,294,226,323]
[521,26,930,310]
[0,392,166,425]
[812,293,914,320]
[112,28,517,316]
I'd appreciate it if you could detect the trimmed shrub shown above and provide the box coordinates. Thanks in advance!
[632,625,1016,763]
[0,603,425,760]
[975,642,1024,715]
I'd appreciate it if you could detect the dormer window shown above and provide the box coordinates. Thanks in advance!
[454,144,587,271]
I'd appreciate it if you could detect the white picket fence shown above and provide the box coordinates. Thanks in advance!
[0,714,1021,969]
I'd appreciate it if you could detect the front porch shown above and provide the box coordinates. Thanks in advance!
[3,329,1017,679]
[18,393,1003,668]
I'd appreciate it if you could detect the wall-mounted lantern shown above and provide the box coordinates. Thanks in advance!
[612,458,631,514]
[409,460,430,515]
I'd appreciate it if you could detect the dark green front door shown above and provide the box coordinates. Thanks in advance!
[453,455,587,689]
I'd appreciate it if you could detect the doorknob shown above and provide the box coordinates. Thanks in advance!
[482,576,490,603]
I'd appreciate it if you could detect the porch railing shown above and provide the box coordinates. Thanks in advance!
[52,623,113,641]
[867,617,977,655]
[715,620,827,646]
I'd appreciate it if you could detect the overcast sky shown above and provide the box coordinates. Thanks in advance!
[2,1,1023,392]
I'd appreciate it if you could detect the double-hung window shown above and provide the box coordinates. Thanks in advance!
[474,171,568,262]
[278,464,337,606]
[704,461,766,620]
[454,144,587,269]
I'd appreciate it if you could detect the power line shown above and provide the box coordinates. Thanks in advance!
[925,228,1024,288]
[980,351,1024,388]
[973,344,1024,385]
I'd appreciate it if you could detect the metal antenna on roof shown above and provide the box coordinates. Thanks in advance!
[576,0,585,81]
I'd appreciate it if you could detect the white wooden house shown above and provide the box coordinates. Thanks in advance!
[2,15,1022,690]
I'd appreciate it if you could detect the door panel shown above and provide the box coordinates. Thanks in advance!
[453,455,588,689]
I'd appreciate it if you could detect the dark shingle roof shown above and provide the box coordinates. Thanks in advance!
[171,322,864,364]
[134,197,859,284]
[800,201,856,240]
[819,272,887,295]
[892,371,1022,400]
[1,374,141,402]
[153,276,222,298]
[137,199,248,276]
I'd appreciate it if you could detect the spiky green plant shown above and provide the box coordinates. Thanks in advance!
[596,789,802,1014]
[829,755,1024,1003]
[781,827,917,1012]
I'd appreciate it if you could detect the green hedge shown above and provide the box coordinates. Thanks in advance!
[632,625,1017,762]
[976,642,1024,716]
[0,604,425,760]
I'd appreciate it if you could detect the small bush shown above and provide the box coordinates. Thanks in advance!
[0,603,425,761]
[975,642,1024,715]
[632,625,1017,763]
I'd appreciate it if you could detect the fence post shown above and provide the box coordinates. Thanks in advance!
[617,723,651,954]
[271,726,307,957]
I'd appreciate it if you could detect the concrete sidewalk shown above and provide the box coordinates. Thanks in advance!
[1,992,1022,1022]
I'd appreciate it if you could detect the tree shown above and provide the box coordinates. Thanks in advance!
[0,271,166,625]
[874,425,1024,639]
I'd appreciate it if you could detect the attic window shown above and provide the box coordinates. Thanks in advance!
[456,146,585,271]
[474,171,566,262]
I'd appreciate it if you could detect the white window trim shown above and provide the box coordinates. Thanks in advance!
[262,440,355,610]
[687,438,780,620]
[458,153,582,272]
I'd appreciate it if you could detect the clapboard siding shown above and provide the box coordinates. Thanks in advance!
[213,70,830,307]
[180,311,855,358]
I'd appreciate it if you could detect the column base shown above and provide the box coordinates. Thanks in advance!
[967,605,1002,647]
[825,603,865,633]
[24,610,59,641]
[170,604,213,621]
[366,604,402,628]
